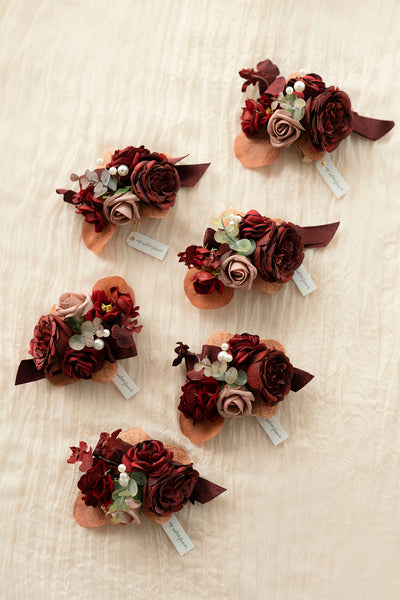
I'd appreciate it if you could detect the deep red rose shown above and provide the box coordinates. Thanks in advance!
[191,270,224,295]
[253,221,304,283]
[143,462,199,516]
[122,440,173,477]
[286,73,326,99]
[107,145,150,179]
[178,377,221,425]
[303,86,353,152]
[227,333,267,369]
[77,460,114,507]
[239,210,274,240]
[241,99,273,137]
[62,346,105,380]
[29,314,73,375]
[247,348,294,406]
[131,153,181,210]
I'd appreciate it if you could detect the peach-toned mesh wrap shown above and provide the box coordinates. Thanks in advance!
[74,428,191,528]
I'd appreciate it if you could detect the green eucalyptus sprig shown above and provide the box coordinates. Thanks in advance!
[271,91,306,121]
[109,471,147,525]
[212,211,256,256]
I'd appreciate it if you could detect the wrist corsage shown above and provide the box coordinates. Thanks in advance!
[173,332,313,444]
[15,277,141,387]
[178,209,339,309]
[69,427,226,529]
[57,145,210,254]
[235,58,394,168]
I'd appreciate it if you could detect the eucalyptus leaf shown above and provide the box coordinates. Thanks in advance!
[108,177,118,192]
[112,514,120,525]
[214,230,229,244]
[131,472,147,486]
[225,222,239,237]
[214,372,226,381]
[235,370,248,386]
[101,170,110,186]
[132,494,142,504]
[225,367,238,385]
[80,177,89,190]
[109,502,119,513]
[70,173,79,182]
[120,490,131,497]
[235,238,256,256]
[128,479,139,497]
[221,210,232,223]
[66,317,81,332]
[212,218,222,229]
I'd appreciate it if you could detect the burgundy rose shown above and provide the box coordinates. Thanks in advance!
[253,221,304,283]
[78,460,114,507]
[122,440,173,477]
[303,86,353,152]
[216,385,255,418]
[107,145,150,176]
[143,462,199,516]
[286,73,326,98]
[178,376,221,424]
[131,153,181,210]
[239,210,274,240]
[29,314,73,374]
[247,348,294,406]
[62,346,105,380]
[191,270,224,295]
[228,333,267,368]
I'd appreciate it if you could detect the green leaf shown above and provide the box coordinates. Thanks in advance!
[224,367,238,384]
[128,479,139,496]
[108,177,118,192]
[212,218,222,229]
[66,317,81,332]
[119,490,131,497]
[112,514,120,525]
[131,472,147,486]
[115,186,131,196]
[132,494,142,504]
[109,502,119,513]
[214,230,229,244]
[235,370,248,386]
[235,238,256,256]
[225,222,239,237]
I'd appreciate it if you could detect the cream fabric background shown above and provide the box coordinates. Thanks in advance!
[1,1,399,598]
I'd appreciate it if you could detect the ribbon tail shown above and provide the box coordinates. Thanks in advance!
[291,368,314,392]
[189,476,227,505]
[175,163,210,187]
[15,359,46,385]
[294,222,340,248]
[169,155,189,165]
[56,189,76,204]
[351,111,394,141]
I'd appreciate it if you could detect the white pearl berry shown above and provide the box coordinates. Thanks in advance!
[103,329,110,338]
[221,342,229,351]
[299,69,306,77]
[93,338,105,351]
[218,350,233,363]
[96,157,104,165]
[285,86,294,95]
[109,166,117,176]
[118,464,126,473]
[294,80,305,93]
[117,164,129,176]
[119,477,129,488]
[234,215,242,224]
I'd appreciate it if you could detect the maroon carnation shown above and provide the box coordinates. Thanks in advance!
[122,440,173,477]
[93,429,124,462]
[253,221,304,283]
[29,314,73,375]
[239,210,274,240]
[240,99,273,137]
[143,462,199,516]
[107,145,150,177]
[178,245,222,271]
[62,347,105,380]
[131,153,181,210]
[178,377,221,425]
[85,290,121,322]
[110,286,137,318]
[73,186,108,233]
[286,73,326,99]
[303,86,353,152]
[247,348,294,406]
[191,270,224,295]
[77,460,114,507]
[227,333,267,368]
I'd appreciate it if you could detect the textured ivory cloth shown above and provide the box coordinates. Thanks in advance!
[1,1,399,599]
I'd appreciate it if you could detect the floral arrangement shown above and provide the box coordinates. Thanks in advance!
[235,58,394,168]
[15,277,141,387]
[57,145,210,253]
[69,427,226,529]
[173,332,313,444]
[178,209,339,309]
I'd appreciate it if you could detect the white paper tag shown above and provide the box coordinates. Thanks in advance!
[112,363,139,399]
[126,232,168,261]
[161,514,195,555]
[255,415,288,446]
[316,155,350,198]
[292,264,317,296]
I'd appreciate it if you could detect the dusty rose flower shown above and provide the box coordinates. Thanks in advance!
[216,385,255,418]
[102,192,140,226]
[219,253,258,290]
[54,292,93,319]
[267,109,304,148]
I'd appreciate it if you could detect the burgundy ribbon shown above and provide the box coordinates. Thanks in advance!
[15,359,46,385]
[56,189,75,204]
[291,367,314,392]
[351,111,395,141]
[190,477,227,505]
[175,163,210,187]
[294,221,340,249]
